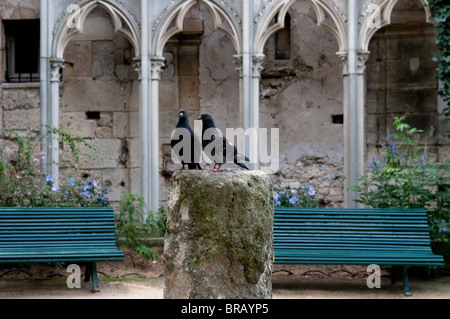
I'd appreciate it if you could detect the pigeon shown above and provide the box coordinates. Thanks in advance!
[197,113,249,170]
[171,109,202,170]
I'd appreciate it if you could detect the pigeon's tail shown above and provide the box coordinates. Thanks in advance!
[236,162,249,170]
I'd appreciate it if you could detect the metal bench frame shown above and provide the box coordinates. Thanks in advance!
[273,207,445,296]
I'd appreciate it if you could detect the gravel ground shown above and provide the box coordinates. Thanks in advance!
[0,248,448,299]
[0,275,449,299]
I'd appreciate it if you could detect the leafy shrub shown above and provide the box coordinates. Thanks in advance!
[273,185,319,208]
[349,116,450,242]
[115,193,167,260]
[0,129,106,208]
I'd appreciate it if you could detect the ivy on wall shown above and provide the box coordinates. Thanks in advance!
[428,0,450,137]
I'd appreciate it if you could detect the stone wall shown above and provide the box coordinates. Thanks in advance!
[259,2,345,207]
[365,0,447,164]
[60,7,139,207]
[0,0,446,209]
[0,1,41,135]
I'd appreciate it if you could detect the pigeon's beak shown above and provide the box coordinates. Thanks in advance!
[197,116,201,120]
[179,113,184,117]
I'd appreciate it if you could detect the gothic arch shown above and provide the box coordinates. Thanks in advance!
[52,0,140,59]
[254,0,347,54]
[359,0,432,52]
[153,0,242,56]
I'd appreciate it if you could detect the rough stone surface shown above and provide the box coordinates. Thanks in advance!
[163,169,274,299]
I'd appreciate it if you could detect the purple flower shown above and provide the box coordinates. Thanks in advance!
[289,196,298,205]
[81,191,92,199]
[307,185,316,196]
[273,194,281,206]
[45,175,53,184]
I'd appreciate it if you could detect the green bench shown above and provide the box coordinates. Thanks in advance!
[0,207,124,292]
[273,207,445,296]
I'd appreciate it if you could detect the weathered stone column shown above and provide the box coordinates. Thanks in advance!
[163,169,274,299]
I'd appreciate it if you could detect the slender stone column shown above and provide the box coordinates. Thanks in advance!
[233,54,244,127]
[149,57,165,212]
[251,54,264,170]
[341,0,370,208]
[40,0,49,172]
[48,58,64,186]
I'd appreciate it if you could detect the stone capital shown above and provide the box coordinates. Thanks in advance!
[252,54,265,78]
[357,51,370,74]
[233,54,243,78]
[133,57,142,80]
[49,58,65,82]
[336,51,349,75]
[150,56,165,80]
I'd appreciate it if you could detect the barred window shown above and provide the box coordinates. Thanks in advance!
[4,19,40,83]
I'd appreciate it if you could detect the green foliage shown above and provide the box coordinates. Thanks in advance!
[428,0,450,136]
[0,128,107,208]
[115,193,167,260]
[349,116,450,241]
[273,185,319,208]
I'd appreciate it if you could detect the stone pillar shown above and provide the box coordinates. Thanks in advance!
[49,58,64,186]
[163,169,274,299]
[251,54,265,170]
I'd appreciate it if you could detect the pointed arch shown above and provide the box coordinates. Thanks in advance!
[52,0,140,59]
[153,0,242,56]
[254,0,347,54]
[359,0,432,51]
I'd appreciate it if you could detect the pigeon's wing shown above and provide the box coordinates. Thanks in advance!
[222,136,249,166]
[204,133,225,164]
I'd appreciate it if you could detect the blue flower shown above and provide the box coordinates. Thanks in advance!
[91,180,98,188]
[81,191,92,198]
[82,182,92,192]
[45,175,53,184]
[307,185,316,196]
[68,178,76,186]
[289,196,298,205]
[273,194,281,206]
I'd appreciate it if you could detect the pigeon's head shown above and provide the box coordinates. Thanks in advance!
[197,113,216,130]
[197,113,212,122]
[197,113,216,129]
[179,109,188,119]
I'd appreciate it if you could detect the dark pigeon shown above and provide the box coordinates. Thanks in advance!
[171,109,202,170]
[197,113,249,171]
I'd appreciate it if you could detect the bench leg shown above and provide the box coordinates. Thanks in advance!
[84,263,91,283]
[402,266,413,297]
[390,266,397,284]
[86,262,100,293]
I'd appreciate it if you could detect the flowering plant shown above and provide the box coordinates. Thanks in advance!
[0,129,107,208]
[349,116,450,241]
[274,185,319,208]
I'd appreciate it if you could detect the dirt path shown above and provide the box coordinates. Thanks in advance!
[0,248,448,299]
[0,274,449,299]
